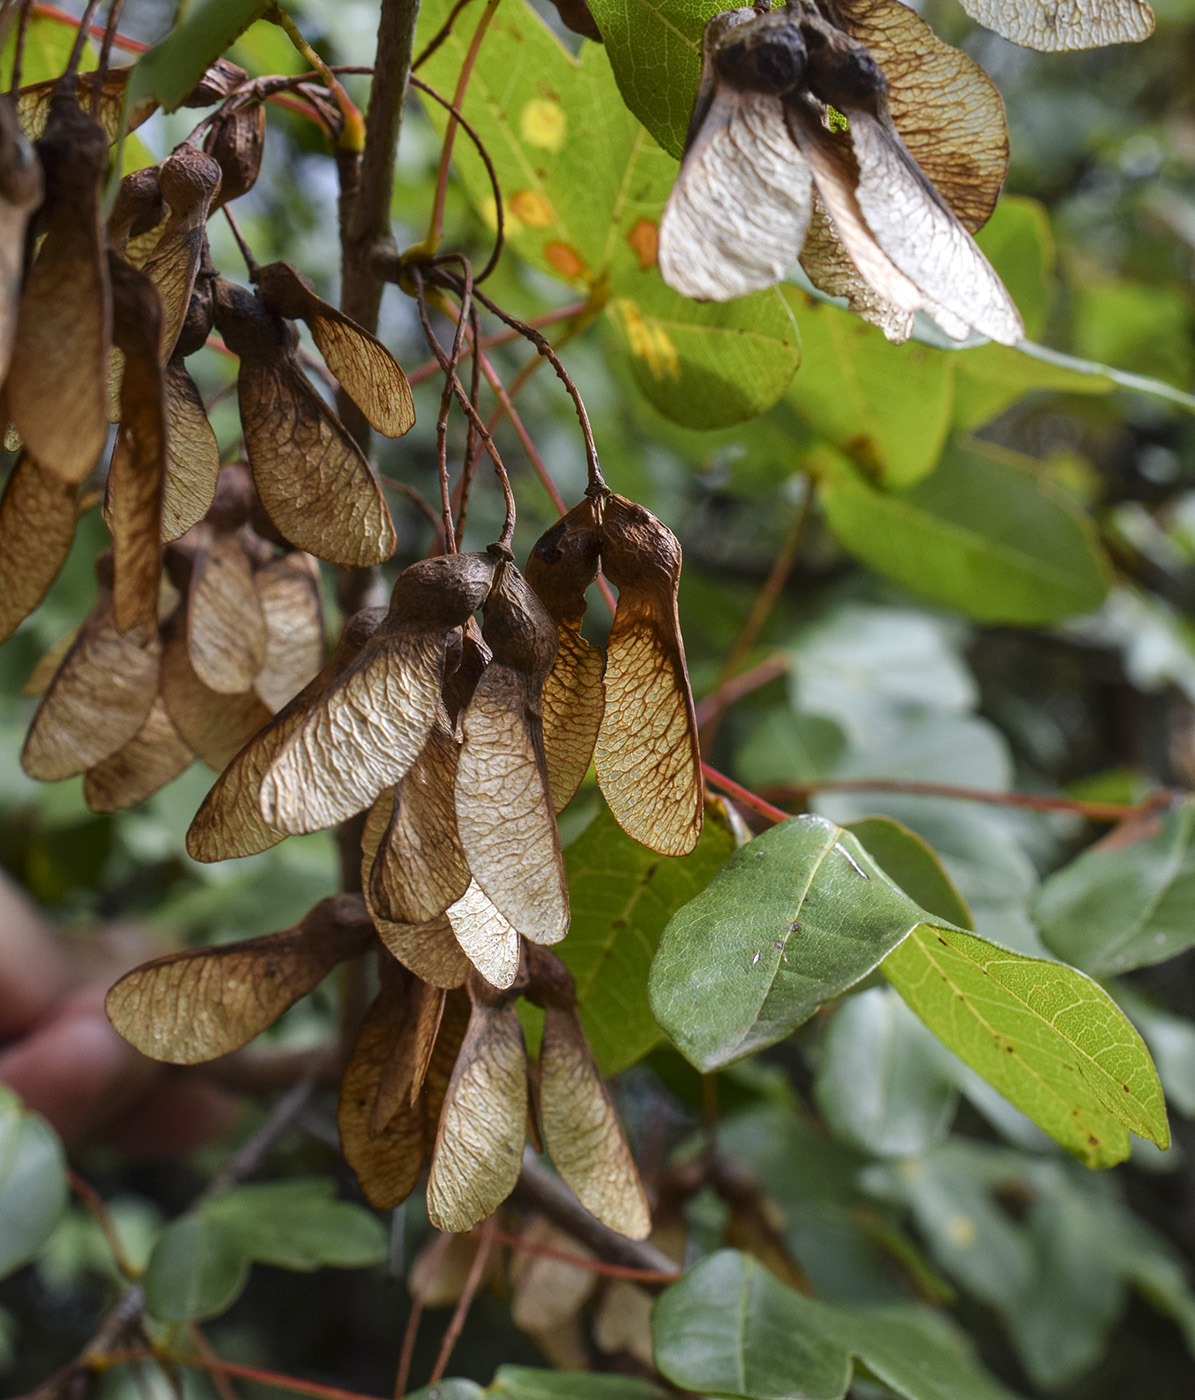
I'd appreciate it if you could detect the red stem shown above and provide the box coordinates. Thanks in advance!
[98,1353,387,1400]
[485,1226,681,1282]
[32,1,146,51]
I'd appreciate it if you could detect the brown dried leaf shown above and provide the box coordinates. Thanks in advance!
[594,1281,654,1365]
[0,456,77,644]
[371,978,445,1135]
[511,1217,597,1334]
[371,713,470,925]
[106,893,373,1064]
[106,255,168,636]
[213,279,396,567]
[7,92,111,483]
[205,101,266,210]
[525,501,605,813]
[447,880,521,991]
[83,696,194,812]
[253,551,324,710]
[22,581,159,781]
[426,995,528,1233]
[160,623,272,771]
[162,357,221,541]
[140,146,222,362]
[186,607,386,862]
[410,1232,499,1309]
[255,261,415,439]
[594,495,702,857]
[835,0,1007,233]
[0,100,41,385]
[16,70,156,145]
[186,532,268,693]
[539,1004,650,1240]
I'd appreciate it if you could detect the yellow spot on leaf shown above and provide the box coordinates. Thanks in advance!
[945,1215,976,1247]
[510,190,556,229]
[612,298,680,382]
[520,97,567,151]
[544,242,589,282]
[626,219,658,271]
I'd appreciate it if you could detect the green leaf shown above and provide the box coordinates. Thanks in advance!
[951,342,1112,431]
[649,816,931,1071]
[562,805,735,1074]
[143,1213,251,1323]
[972,197,1056,342]
[846,818,974,930]
[1034,799,1195,975]
[406,1383,487,1400]
[415,0,797,427]
[653,1252,1026,1400]
[0,1087,68,1278]
[126,0,273,114]
[882,925,1169,1165]
[1,10,95,87]
[786,294,954,488]
[815,987,959,1158]
[652,1250,852,1400]
[585,0,713,159]
[491,1370,667,1400]
[1116,985,1195,1118]
[817,441,1110,624]
[144,1179,386,1322]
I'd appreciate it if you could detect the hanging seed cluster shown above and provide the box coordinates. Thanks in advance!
[0,61,706,1239]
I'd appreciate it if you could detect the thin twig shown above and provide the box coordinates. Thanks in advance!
[30,1,145,52]
[69,1170,138,1280]
[393,1231,453,1399]
[693,653,790,730]
[380,474,448,545]
[428,1216,497,1385]
[701,763,790,825]
[190,1327,243,1400]
[403,301,588,387]
[224,206,260,280]
[202,1076,317,1200]
[768,778,1174,822]
[90,0,123,116]
[99,1352,388,1400]
[8,0,29,94]
[412,0,476,69]
[483,1225,680,1283]
[64,0,103,80]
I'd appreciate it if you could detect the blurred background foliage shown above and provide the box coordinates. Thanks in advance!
[5,0,1195,1395]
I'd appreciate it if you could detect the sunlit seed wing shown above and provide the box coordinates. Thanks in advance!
[260,626,448,835]
[84,695,194,812]
[0,455,77,644]
[22,585,160,781]
[372,715,471,925]
[16,71,156,144]
[956,0,1152,48]
[843,107,1024,344]
[186,606,386,862]
[0,101,41,386]
[525,501,605,813]
[427,998,528,1233]
[252,551,324,710]
[446,880,521,991]
[539,1006,651,1240]
[659,87,815,302]
[185,534,268,694]
[161,358,221,541]
[238,354,397,567]
[456,662,569,946]
[139,146,222,362]
[106,894,373,1064]
[798,194,915,342]
[160,625,272,771]
[833,0,1009,232]
[339,980,427,1210]
[7,96,112,483]
[594,496,703,858]
[254,261,416,440]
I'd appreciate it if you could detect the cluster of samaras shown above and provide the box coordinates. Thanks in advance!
[0,61,414,661]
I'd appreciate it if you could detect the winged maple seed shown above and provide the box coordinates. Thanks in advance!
[529,492,703,857]
[0,99,42,387]
[658,1,1023,346]
[0,455,77,646]
[956,0,1152,50]
[5,85,112,482]
[205,98,267,211]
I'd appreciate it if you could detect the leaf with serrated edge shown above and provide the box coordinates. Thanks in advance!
[186,534,268,694]
[161,624,271,771]
[254,261,415,439]
[958,0,1152,50]
[22,582,160,781]
[85,696,194,812]
[162,358,221,541]
[447,880,521,991]
[106,895,373,1063]
[372,714,470,924]
[7,94,111,484]
[253,552,323,710]
[186,606,386,862]
[883,924,1168,1165]
[427,994,528,1233]
[595,495,702,857]
[540,1005,650,1238]
[0,456,76,645]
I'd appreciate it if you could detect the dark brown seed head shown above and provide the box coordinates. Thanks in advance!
[387,553,497,631]
[212,277,297,358]
[204,102,266,210]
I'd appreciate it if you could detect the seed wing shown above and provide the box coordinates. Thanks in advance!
[84,695,194,812]
[447,880,521,991]
[186,534,268,694]
[957,0,1152,49]
[0,456,77,644]
[252,551,324,710]
[162,358,221,541]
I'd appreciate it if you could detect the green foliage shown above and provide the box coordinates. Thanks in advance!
[127,0,276,112]
[143,1178,387,1321]
[0,1087,67,1279]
